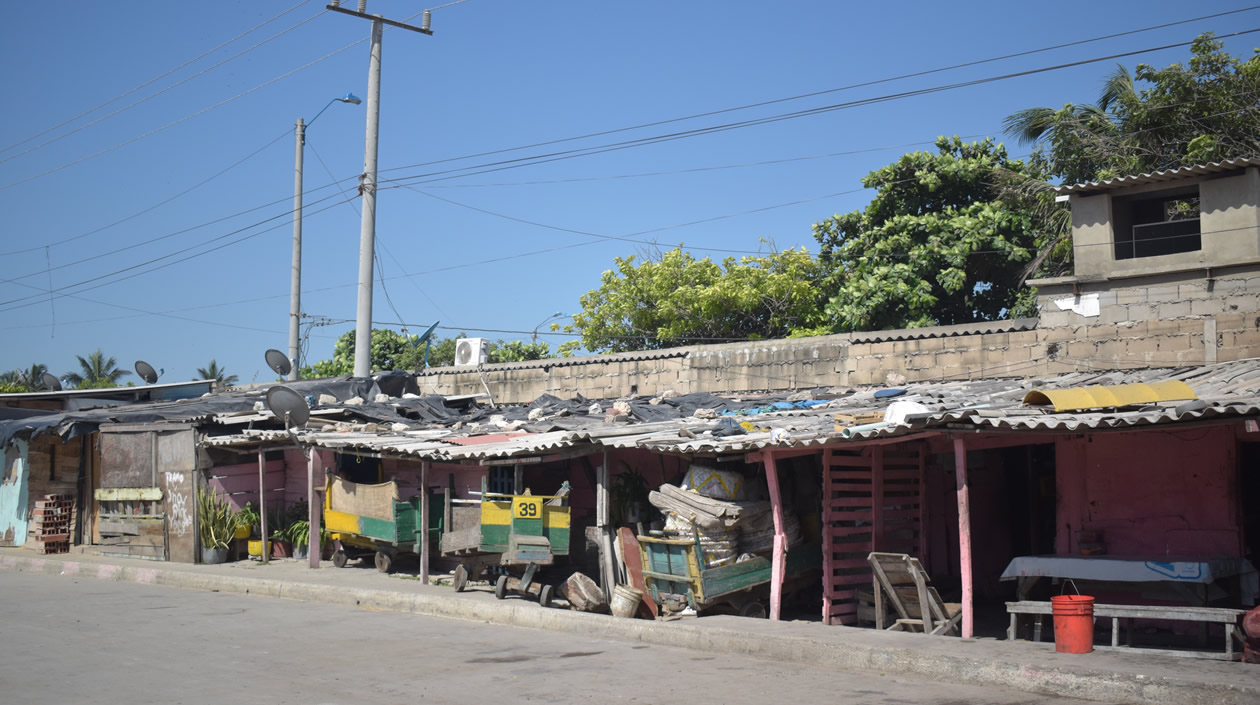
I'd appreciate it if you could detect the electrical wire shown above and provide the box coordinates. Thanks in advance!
[0,0,312,158]
[0,128,292,257]
[0,4,323,167]
[376,6,1260,179]
[377,28,1260,191]
[0,26,364,193]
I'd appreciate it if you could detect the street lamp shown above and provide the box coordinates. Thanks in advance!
[289,93,362,381]
[532,312,568,344]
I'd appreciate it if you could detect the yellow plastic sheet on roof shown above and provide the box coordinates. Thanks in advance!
[1023,380,1196,412]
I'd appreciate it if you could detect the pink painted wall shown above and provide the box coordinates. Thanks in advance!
[1055,427,1242,559]
[208,459,286,511]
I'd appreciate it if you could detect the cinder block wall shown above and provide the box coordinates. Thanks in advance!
[1033,263,1260,372]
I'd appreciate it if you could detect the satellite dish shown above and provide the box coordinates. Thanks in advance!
[415,321,439,345]
[265,348,292,377]
[135,360,160,385]
[265,385,310,427]
[40,373,62,391]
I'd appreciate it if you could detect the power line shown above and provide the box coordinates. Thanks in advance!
[0,24,364,193]
[0,0,313,158]
[377,28,1260,191]
[0,193,353,311]
[0,129,292,258]
[375,8,1260,179]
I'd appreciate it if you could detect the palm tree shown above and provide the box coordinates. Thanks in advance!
[64,350,130,389]
[196,360,238,387]
[20,363,49,391]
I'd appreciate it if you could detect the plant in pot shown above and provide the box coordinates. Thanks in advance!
[268,502,293,558]
[198,487,241,564]
[287,518,330,561]
[611,465,650,526]
[236,502,259,540]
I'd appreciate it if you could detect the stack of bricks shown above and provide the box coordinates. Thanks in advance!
[31,494,72,554]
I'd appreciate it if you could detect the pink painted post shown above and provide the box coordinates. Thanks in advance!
[419,460,430,584]
[308,451,320,569]
[953,437,973,638]
[764,451,788,621]
[258,448,268,565]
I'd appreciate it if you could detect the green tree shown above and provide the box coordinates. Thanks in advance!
[196,360,239,387]
[569,246,830,354]
[300,329,431,377]
[1006,34,1260,184]
[0,370,22,394]
[64,350,131,389]
[489,340,551,363]
[812,137,1055,332]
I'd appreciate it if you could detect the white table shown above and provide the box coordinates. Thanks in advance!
[999,555,1258,604]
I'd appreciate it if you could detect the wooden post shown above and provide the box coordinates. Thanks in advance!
[419,460,430,584]
[308,450,320,568]
[596,450,615,599]
[258,448,268,565]
[954,437,972,638]
[513,462,523,495]
[764,450,788,621]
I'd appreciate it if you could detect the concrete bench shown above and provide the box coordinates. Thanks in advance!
[1005,601,1248,661]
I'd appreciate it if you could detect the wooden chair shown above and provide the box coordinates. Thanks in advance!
[868,552,962,636]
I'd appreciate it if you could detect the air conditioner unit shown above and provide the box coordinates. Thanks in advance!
[455,337,489,367]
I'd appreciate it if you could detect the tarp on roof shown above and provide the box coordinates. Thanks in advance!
[1023,380,1196,412]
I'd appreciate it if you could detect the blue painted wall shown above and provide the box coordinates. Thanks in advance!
[0,439,29,546]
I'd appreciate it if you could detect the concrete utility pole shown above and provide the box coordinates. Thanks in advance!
[325,2,432,378]
[289,118,305,382]
[289,94,361,381]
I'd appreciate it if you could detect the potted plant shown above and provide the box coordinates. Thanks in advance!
[611,466,650,525]
[288,520,311,560]
[198,487,241,564]
[268,501,293,558]
[235,502,259,540]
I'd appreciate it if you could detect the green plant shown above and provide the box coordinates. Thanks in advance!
[287,520,310,549]
[611,464,650,525]
[198,488,242,549]
[237,502,260,536]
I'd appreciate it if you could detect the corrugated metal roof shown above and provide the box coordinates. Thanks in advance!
[848,318,1037,344]
[200,359,1260,460]
[418,347,688,375]
[1053,157,1260,194]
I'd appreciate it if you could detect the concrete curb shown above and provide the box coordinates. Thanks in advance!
[3,554,1255,705]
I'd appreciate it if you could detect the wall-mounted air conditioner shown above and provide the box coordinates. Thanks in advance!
[455,337,489,367]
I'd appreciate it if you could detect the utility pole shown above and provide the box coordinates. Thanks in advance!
[289,94,360,381]
[289,118,305,382]
[326,1,432,378]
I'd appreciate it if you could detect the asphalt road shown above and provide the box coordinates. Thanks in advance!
[0,571,1109,705]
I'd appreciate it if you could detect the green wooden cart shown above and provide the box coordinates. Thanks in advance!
[325,477,442,573]
[638,530,821,618]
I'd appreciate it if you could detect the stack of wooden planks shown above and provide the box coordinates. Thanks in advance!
[32,494,72,554]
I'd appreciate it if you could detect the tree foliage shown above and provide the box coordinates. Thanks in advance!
[812,137,1056,331]
[568,246,830,354]
[1006,34,1260,184]
[299,329,552,377]
[196,360,239,387]
[64,350,130,389]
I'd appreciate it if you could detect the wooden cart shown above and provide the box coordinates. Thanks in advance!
[638,531,820,618]
[324,477,420,573]
[440,479,571,605]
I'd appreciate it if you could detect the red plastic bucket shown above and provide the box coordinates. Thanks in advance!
[1051,594,1095,654]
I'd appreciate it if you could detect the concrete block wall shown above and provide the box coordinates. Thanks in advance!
[1034,264,1260,371]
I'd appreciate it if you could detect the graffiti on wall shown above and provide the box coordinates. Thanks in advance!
[164,471,191,538]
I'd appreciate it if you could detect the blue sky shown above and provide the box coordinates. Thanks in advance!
[2,1,1257,386]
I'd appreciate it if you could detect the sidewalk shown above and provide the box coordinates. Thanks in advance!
[2,547,1255,705]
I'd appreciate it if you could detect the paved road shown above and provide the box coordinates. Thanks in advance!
[0,572,1109,705]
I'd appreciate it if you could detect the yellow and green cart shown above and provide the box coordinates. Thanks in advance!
[324,477,434,573]
[440,478,571,605]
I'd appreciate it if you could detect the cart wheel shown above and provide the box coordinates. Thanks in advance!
[332,551,348,569]
[539,584,554,608]
[739,600,768,619]
[452,563,469,593]
[375,551,393,574]
[495,574,509,600]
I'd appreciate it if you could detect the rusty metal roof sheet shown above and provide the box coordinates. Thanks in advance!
[1053,157,1260,194]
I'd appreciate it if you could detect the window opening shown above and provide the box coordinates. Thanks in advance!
[1113,187,1201,260]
